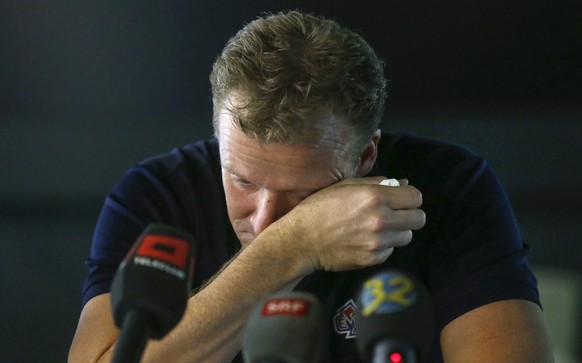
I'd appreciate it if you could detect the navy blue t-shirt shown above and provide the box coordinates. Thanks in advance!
[81,132,539,363]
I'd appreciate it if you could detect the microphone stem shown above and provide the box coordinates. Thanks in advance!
[111,309,152,363]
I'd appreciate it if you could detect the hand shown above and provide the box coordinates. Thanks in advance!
[272,176,426,275]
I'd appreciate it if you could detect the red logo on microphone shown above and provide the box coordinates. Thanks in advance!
[136,235,189,269]
[261,298,310,317]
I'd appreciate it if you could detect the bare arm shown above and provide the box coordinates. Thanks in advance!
[68,230,306,363]
[68,177,425,363]
[441,299,554,363]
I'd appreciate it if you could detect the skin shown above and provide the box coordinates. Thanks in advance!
[219,112,407,252]
[68,105,554,362]
[441,299,554,363]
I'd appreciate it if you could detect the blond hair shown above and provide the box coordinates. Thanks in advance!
[210,10,386,154]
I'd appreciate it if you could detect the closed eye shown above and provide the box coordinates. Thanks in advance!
[231,174,253,188]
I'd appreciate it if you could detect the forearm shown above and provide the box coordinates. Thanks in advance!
[71,178,419,363]
[128,234,305,363]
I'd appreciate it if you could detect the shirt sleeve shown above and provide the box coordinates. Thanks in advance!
[81,164,182,306]
[425,155,540,329]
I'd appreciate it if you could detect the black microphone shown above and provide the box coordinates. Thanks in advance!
[355,270,436,363]
[110,223,196,363]
[242,291,325,363]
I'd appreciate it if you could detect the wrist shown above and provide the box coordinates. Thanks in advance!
[256,217,316,278]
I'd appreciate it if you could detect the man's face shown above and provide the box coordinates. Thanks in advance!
[218,110,358,248]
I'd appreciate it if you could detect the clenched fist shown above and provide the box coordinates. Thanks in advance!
[271,176,426,275]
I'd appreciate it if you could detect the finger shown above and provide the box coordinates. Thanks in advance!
[381,186,423,209]
[386,209,426,231]
[336,177,422,208]
[367,230,413,253]
[373,246,395,265]
[385,230,414,247]
[357,247,395,268]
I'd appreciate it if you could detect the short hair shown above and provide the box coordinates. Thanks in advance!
[210,10,387,154]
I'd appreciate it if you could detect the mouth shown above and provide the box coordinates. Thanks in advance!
[235,230,256,247]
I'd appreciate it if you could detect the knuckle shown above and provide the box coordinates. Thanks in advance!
[363,190,384,208]
[410,209,426,230]
[392,229,411,243]
[404,230,413,244]
[399,230,413,246]
[367,236,384,251]
[418,210,427,227]
[412,188,423,207]
[369,214,388,232]
[389,230,412,247]
[370,247,394,265]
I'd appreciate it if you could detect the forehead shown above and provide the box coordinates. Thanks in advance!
[218,112,352,190]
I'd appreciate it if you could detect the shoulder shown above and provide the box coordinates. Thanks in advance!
[376,131,482,176]
[113,138,223,204]
[138,137,221,179]
[105,138,223,222]
[374,132,492,206]
[83,138,230,304]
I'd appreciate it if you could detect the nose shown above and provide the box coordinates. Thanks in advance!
[250,189,291,236]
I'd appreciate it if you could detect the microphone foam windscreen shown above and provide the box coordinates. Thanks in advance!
[355,270,436,362]
[110,223,196,339]
[243,291,325,363]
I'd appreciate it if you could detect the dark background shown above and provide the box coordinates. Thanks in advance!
[1,1,580,362]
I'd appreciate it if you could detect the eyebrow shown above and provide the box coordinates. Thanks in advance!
[222,165,246,180]
[221,158,347,193]
[222,165,262,189]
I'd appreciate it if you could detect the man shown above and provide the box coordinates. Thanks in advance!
[69,10,554,363]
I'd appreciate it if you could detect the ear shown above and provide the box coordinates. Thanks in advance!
[355,129,381,177]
